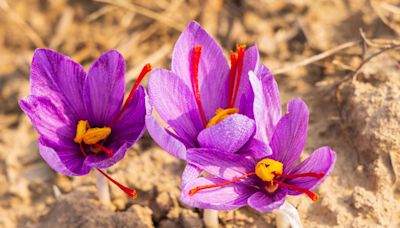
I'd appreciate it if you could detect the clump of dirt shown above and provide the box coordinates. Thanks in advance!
[34,191,153,228]
[336,52,400,226]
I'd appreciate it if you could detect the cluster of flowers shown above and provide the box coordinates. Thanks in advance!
[20,21,336,213]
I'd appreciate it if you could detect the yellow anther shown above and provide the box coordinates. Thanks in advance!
[206,108,239,128]
[74,120,89,143]
[82,127,111,145]
[255,158,283,182]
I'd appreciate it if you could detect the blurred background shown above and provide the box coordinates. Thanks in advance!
[0,0,399,227]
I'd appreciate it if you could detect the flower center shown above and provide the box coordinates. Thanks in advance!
[73,120,112,156]
[191,45,246,128]
[189,158,324,202]
[255,158,283,182]
[71,64,151,199]
[206,108,239,128]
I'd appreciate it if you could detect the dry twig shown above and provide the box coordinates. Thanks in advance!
[272,41,361,75]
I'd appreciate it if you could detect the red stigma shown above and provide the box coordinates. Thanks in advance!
[189,172,255,196]
[276,172,324,179]
[228,51,238,108]
[192,45,207,127]
[273,179,319,202]
[229,44,246,108]
[94,143,113,157]
[109,64,152,127]
[79,143,137,199]
[96,169,137,199]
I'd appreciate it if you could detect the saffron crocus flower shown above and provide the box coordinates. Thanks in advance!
[180,68,336,211]
[19,49,151,198]
[146,21,266,185]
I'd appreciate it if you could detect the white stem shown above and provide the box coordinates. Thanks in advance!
[203,209,219,228]
[274,201,302,228]
[95,169,111,206]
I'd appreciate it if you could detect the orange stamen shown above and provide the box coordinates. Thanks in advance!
[273,179,319,202]
[78,143,136,199]
[227,51,238,108]
[189,172,255,196]
[192,45,207,127]
[276,172,324,179]
[94,143,113,157]
[109,64,152,127]
[230,44,246,107]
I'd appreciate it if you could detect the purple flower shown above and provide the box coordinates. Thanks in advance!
[179,69,337,211]
[19,48,151,197]
[146,21,265,185]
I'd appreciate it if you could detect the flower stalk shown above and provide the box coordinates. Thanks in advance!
[95,169,111,206]
[203,209,219,228]
[273,201,302,228]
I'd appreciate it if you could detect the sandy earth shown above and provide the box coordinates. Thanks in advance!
[0,0,399,227]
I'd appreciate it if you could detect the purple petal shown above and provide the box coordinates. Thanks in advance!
[233,45,260,115]
[84,50,125,127]
[238,137,272,160]
[181,164,202,188]
[38,139,90,176]
[109,86,146,148]
[180,177,257,210]
[148,68,203,147]
[269,99,309,172]
[19,95,75,144]
[145,91,188,160]
[197,114,255,153]
[146,114,188,160]
[83,142,128,169]
[171,21,230,119]
[186,148,256,183]
[286,147,336,195]
[29,48,88,122]
[247,188,287,212]
[249,65,281,144]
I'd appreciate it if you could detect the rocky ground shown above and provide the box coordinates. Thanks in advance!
[0,0,399,227]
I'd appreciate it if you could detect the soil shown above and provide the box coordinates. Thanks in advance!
[0,0,399,227]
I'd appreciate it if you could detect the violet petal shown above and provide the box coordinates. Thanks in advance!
[286,147,336,195]
[249,65,281,144]
[84,50,125,127]
[148,68,203,146]
[197,114,255,153]
[186,148,256,183]
[172,21,230,119]
[247,188,287,212]
[38,140,90,176]
[181,177,257,210]
[269,98,309,172]
[30,48,88,122]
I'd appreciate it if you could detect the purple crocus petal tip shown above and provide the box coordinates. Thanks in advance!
[249,65,281,144]
[286,146,336,195]
[270,98,309,172]
[30,48,88,122]
[234,44,260,113]
[172,19,230,121]
[83,49,126,127]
